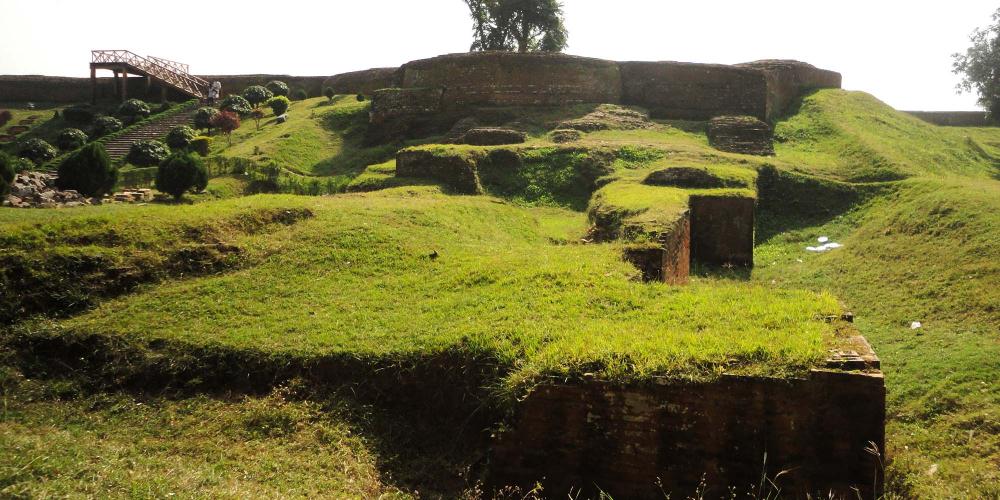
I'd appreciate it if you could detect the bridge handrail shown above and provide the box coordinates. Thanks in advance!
[91,50,208,98]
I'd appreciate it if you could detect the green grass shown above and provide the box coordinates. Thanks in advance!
[4,190,841,396]
[213,96,397,180]
[0,371,407,498]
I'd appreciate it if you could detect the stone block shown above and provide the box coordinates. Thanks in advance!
[707,115,775,156]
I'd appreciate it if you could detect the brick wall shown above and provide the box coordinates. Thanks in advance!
[322,67,401,96]
[690,195,755,266]
[491,368,886,499]
[905,110,992,127]
[199,74,327,98]
[620,61,770,121]
[737,60,843,119]
[399,52,623,108]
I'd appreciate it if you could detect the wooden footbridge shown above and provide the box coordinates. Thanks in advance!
[90,50,208,103]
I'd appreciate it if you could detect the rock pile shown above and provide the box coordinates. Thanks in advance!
[3,172,91,208]
[706,116,774,156]
[2,171,155,208]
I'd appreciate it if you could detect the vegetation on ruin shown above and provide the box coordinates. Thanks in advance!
[2,86,1000,496]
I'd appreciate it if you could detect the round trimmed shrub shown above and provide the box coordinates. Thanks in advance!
[291,89,308,101]
[125,139,170,167]
[323,87,335,101]
[194,107,220,131]
[92,116,123,137]
[118,98,151,119]
[267,96,291,117]
[0,151,16,197]
[63,105,95,124]
[356,94,365,102]
[189,136,212,157]
[220,95,252,116]
[56,128,89,151]
[242,86,273,107]
[156,152,208,200]
[166,125,196,150]
[18,138,57,165]
[265,80,289,97]
[55,143,118,197]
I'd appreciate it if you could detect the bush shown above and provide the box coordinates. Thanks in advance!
[210,111,241,145]
[324,87,335,102]
[0,151,15,197]
[56,143,118,197]
[266,80,289,97]
[92,116,123,137]
[0,110,11,127]
[118,98,151,118]
[156,152,208,200]
[157,102,173,114]
[56,128,89,151]
[166,125,196,150]
[220,94,253,116]
[189,136,212,157]
[267,95,291,117]
[242,85,273,107]
[291,89,308,101]
[18,138,57,165]
[125,139,171,167]
[194,107,220,131]
[356,94,365,102]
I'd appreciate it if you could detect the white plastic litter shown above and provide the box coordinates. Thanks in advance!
[806,240,844,252]
[818,236,830,243]
[911,321,923,329]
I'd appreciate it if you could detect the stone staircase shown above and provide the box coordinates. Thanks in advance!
[103,106,198,161]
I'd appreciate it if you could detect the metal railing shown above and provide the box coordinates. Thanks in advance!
[91,50,209,99]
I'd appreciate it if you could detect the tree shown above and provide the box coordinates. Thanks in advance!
[220,95,253,116]
[267,95,290,117]
[464,0,567,53]
[56,143,118,197]
[56,128,89,151]
[166,125,196,150]
[324,87,335,102]
[18,139,57,165]
[126,140,171,167]
[194,107,220,132]
[954,8,1000,120]
[156,152,208,200]
[266,80,290,97]
[0,151,15,198]
[251,108,265,130]
[243,85,274,108]
[210,111,240,145]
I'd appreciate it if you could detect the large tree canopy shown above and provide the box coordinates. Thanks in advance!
[464,0,568,53]
[953,8,1000,120]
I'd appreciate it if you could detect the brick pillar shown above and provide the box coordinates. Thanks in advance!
[119,68,127,102]
[90,66,97,104]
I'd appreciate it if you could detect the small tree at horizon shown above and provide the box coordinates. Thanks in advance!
[243,85,274,108]
[954,8,1000,121]
[56,143,118,197]
[211,110,240,145]
[194,107,220,133]
[251,108,265,130]
[266,80,290,97]
[464,0,567,53]
[324,87,335,102]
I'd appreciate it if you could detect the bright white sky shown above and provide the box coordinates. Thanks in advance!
[1,0,995,111]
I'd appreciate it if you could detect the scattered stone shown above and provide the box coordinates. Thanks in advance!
[276,114,288,123]
[707,116,775,156]
[549,129,582,143]
[457,127,527,146]
[3,171,92,208]
[643,166,736,189]
[558,104,653,132]
[910,321,923,330]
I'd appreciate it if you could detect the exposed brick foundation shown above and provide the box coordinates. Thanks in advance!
[690,195,755,267]
[620,61,769,120]
[622,212,691,285]
[737,60,843,119]
[707,116,775,156]
[322,67,401,96]
[491,365,885,499]
[395,148,482,194]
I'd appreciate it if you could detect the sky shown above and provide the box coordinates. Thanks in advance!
[0,0,996,111]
